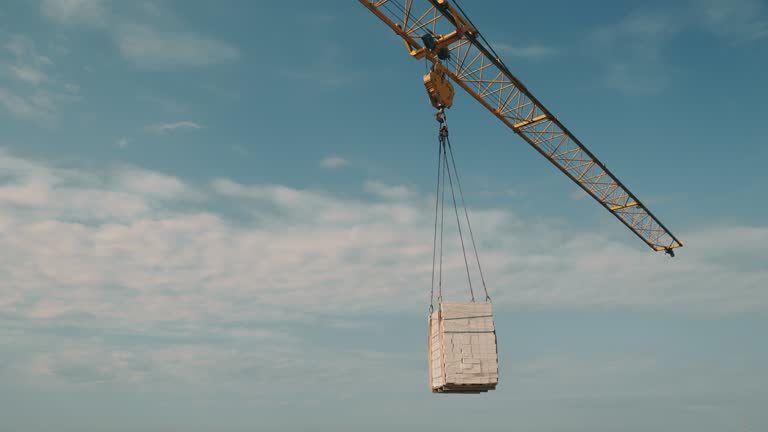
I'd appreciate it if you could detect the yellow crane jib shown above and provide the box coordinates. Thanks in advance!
[359,0,683,256]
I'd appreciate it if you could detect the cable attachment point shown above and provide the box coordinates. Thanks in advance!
[435,108,446,124]
[436,109,449,144]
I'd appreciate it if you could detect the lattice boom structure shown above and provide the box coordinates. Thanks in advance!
[360,0,683,253]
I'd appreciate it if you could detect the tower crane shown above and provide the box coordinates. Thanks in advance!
[359,0,683,256]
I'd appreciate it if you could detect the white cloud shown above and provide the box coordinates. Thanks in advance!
[0,149,765,325]
[116,25,239,69]
[9,65,48,85]
[211,178,336,213]
[0,176,52,207]
[282,42,360,87]
[3,331,416,396]
[0,148,766,411]
[137,94,187,114]
[320,156,348,169]
[0,88,56,122]
[614,12,675,38]
[364,180,416,201]
[6,35,53,66]
[115,167,188,198]
[3,36,52,87]
[589,10,678,95]
[145,121,202,133]
[39,2,239,70]
[589,2,767,95]
[0,149,190,222]
[495,43,558,60]
[697,0,768,40]
[117,137,128,148]
[0,144,766,403]
[41,0,107,26]
[0,35,75,122]
[604,62,668,96]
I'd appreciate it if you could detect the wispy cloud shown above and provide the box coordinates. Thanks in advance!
[145,121,202,134]
[0,88,56,122]
[0,35,75,123]
[697,0,768,40]
[589,2,767,95]
[8,65,48,85]
[364,180,416,201]
[495,43,558,60]
[320,156,348,169]
[116,25,239,69]
[3,39,47,86]
[603,62,669,96]
[115,167,190,199]
[0,145,766,401]
[282,42,360,88]
[1,148,765,319]
[589,10,678,95]
[40,2,239,70]
[41,0,108,26]
[0,148,766,410]
[6,35,54,66]
[609,12,676,38]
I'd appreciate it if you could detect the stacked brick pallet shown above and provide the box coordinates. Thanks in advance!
[428,302,498,393]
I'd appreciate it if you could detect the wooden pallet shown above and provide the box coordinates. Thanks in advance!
[433,383,497,394]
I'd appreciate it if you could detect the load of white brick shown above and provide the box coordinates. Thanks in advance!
[428,302,498,393]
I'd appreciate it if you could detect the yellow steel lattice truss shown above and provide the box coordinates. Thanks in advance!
[360,0,683,254]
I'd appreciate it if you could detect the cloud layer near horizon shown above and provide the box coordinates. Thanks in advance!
[0,148,766,396]
[1,148,766,323]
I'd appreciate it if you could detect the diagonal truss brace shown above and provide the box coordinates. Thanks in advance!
[359,0,683,253]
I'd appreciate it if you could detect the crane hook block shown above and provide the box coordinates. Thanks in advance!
[423,66,454,109]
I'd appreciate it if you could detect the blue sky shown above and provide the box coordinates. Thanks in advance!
[1,0,767,431]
